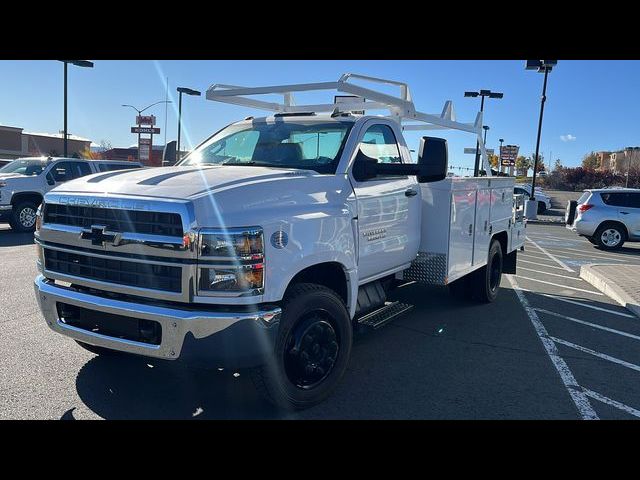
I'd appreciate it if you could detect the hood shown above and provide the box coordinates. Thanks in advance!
[51,165,319,200]
[0,173,28,180]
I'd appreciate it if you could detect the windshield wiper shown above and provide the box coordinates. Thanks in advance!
[221,161,256,166]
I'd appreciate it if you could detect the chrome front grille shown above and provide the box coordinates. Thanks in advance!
[37,194,196,302]
[44,249,183,293]
[44,203,183,237]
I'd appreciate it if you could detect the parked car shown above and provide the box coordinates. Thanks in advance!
[0,157,143,232]
[566,188,640,250]
[514,184,551,214]
[0,159,12,169]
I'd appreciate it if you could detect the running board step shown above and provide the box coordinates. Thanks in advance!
[356,301,414,330]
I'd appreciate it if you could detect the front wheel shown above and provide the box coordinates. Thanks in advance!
[471,239,503,303]
[251,283,353,410]
[11,202,38,232]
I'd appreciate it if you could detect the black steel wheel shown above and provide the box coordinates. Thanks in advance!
[471,239,503,303]
[251,283,352,410]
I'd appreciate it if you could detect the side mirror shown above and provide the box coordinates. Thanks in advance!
[352,149,379,182]
[46,173,55,186]
[417,137,448,183]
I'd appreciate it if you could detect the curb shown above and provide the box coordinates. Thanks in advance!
[580,264,640,318]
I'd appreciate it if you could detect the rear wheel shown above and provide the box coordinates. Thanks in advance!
[11,202,38,232]
[471,239,503,303]
[594,223,626,250]
[251,283,352,410]
[537,201,546,214]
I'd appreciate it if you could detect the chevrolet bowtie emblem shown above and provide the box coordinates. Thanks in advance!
[80,225,122,247]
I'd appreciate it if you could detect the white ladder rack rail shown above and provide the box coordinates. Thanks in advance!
[206,72,491,176]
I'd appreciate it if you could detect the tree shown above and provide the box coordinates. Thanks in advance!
[554,158,563,171]
[515,156,531,176]
[582,151,599,170]
[530,152,545,172]
[489,154,499,169]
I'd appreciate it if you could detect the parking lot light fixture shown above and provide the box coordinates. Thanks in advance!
[526,60,557,203]
[464,89,504,176]
[177,87,202,163]
[59,60,94,157]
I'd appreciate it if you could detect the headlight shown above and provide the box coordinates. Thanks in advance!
[198,227,264,295]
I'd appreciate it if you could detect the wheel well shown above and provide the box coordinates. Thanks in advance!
[492,231,508,255]
[11,192,43,208]
[596,221,628,240]
[287,262,349,305]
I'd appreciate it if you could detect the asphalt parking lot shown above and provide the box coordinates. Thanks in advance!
[2,220,640,420]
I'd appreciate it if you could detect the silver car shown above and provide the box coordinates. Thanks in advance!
[566,188,640,250]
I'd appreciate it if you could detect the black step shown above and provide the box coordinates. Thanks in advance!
[356,301,414,330]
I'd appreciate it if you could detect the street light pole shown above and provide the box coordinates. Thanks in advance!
[531,67,549,201]
[464,89,503,176]
[499,138,504,174]
[176,87,201,163]
[63,62,68,157]
[60,60,93,157]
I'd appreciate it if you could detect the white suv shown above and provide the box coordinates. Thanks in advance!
[566,188,640,250]
[0,157,142,232]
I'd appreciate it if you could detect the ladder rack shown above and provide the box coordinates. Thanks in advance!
[206,73,492,176]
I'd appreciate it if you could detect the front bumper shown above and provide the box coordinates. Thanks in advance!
[34,275,281,368]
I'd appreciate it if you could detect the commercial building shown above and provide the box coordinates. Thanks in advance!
[0,124,91,159]
[101,145,165,166]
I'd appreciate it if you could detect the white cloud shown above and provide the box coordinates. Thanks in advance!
[560,134,576,142]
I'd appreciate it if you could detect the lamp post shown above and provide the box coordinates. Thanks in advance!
[60,60,93,157]
[176,87,202,163]
[122,101,172,162]
[499,138,504,174]
[525,60,557,218]
[464,89,503,176]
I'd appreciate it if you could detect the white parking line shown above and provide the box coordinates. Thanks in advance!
[519,259,571,271]
[547,249,626,261]
[507,276,598,420]
[526,234,581,242]
[518,267,584,281]
[582,388,640,419]
[550,246,627,261]
[515,275,603,295]
[519,252,555,261]
[534,309,640,341]
[551,336,640,373]
[526,237,575,273]
[517,289,637,318]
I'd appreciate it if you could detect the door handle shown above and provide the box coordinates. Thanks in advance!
[620,211,630,215]
[405,188,418,197]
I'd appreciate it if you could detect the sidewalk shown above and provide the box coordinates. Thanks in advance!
[580,264,640,318]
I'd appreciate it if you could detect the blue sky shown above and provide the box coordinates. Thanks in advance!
[0,60,638,171]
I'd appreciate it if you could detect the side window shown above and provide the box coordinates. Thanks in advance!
[76,162,92,177]
[627,193,640,209]
[51,162,75,182]
[360,124,402,164]
[601,192,628,207]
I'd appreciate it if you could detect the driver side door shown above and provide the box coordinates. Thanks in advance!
[349,121,421,283]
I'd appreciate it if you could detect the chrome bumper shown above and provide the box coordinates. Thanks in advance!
[0,204,12,211]
[34,275,281,364]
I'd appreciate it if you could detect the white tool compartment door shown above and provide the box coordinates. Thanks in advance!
[449,188,476,279]
[473,188,492,266]
[351,121,421,281]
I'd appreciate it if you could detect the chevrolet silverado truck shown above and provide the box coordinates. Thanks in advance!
[34,74,525,409]
[0,157,142,232]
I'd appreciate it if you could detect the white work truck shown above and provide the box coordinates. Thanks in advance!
[33,74,525,409]
[0,157,142,231]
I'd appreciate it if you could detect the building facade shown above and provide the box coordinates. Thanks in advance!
[0,124,91,159]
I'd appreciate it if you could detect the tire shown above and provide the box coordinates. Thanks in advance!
[448,274,472,301]
[471,239,503,303]
[11,202,38,232]
[587,236,598,245]
[75,340,127,356]
[251,283,353,411]
[594,223,626,251]
[537,201,546,214]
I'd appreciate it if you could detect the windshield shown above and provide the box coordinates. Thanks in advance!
[0,159,47,176]
[179,120,354,174]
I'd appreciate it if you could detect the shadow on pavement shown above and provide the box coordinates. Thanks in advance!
[75,353,282,420]
[0,226,34,247]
